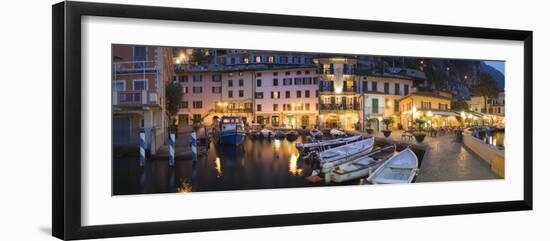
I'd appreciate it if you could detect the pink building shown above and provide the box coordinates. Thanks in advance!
[254,67,319,128]
[174,65,224,126]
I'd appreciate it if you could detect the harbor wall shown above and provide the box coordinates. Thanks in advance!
[462,133,505,178]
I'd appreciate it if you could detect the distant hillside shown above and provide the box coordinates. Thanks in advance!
[480,62,505,91]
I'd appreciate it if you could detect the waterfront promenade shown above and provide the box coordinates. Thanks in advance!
[352,130,500,182]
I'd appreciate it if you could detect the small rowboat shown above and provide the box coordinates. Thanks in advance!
[295,135,361,153]
[319,137,374,170]
[330,145,396,183]
[367,148,419,184]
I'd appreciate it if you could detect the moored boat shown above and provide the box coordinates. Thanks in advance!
[260,128,275,139]
[367,148,419,184]
[295,135,361,153]
[273,131,286,139]
[248,123,262,139]
[218,116,246,145]
[310,128,322,138]
[319,137,375,169]
[330,128,346,137]
[329,145,396,183]
[286,131,299,141]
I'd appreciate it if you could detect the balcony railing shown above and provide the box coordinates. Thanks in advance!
[343,86,357,93]
[320,104,360,111]
[320,69,356,75]
[113,90,160,106]
[214,107,253,113]
[113,61,159,74]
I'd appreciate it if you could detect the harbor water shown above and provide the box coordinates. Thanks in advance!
[113,135,424,195]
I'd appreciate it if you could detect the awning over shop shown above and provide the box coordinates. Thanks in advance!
[429,111,461,117]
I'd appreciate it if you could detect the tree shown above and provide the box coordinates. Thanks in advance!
[475,72,499,114]
[451,99,469,111]
[414,118,427,132]
[165,81,183,122]
[382,117,394,130]
[190,49,212,65]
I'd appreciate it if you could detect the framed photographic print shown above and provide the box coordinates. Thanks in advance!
[52,1,533,240]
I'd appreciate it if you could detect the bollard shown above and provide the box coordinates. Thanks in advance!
[139,131,146,167]
[191,131,197,162]
[169,132,175,166]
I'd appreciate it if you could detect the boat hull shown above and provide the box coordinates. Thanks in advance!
[220,132,246,145]
[367,148,419,184]
[319,138,375,172]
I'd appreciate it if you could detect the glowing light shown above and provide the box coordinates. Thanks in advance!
[273,139,281,150]
[288,154,303,176]
[214,157,222,177]
[177,179,192,193]
[427,111,433,117]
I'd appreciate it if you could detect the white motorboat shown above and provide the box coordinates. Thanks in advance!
[319,137,374,168]
[367,147,419,184]
[330,145,396,183]
[295,135,361,153]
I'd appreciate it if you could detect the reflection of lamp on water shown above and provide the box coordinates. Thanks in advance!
[273,139,281,150]
[289,154,303,176]
[214,157,222,177]
[177,178,193,193]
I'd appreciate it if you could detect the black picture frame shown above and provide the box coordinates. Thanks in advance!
[52,1,533,240]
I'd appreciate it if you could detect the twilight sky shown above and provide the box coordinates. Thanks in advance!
[484,61,505,75]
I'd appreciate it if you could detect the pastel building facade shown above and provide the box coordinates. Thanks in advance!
[468,91,505,116]
[316,57,361,130]
[253,67,319,128]
[358,75,415,131]
[174,67,223,126]
[221,71,255,124]
[399,91,453,129]
[111,45,173,153]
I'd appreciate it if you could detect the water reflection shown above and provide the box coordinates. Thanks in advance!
[273,139,281,150]
[476,131,505,148]
[288,154,303,176]
[214,157,222,177]
[177,178,192,193]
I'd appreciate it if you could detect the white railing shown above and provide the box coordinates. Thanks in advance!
[113,90,160,106]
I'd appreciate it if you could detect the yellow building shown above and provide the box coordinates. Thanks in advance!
[399,91,458,129]
[467,91,505,116]
[358,75,415,131]
[315,57,361,130]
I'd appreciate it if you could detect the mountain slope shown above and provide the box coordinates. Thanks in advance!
[480,62,505,91]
